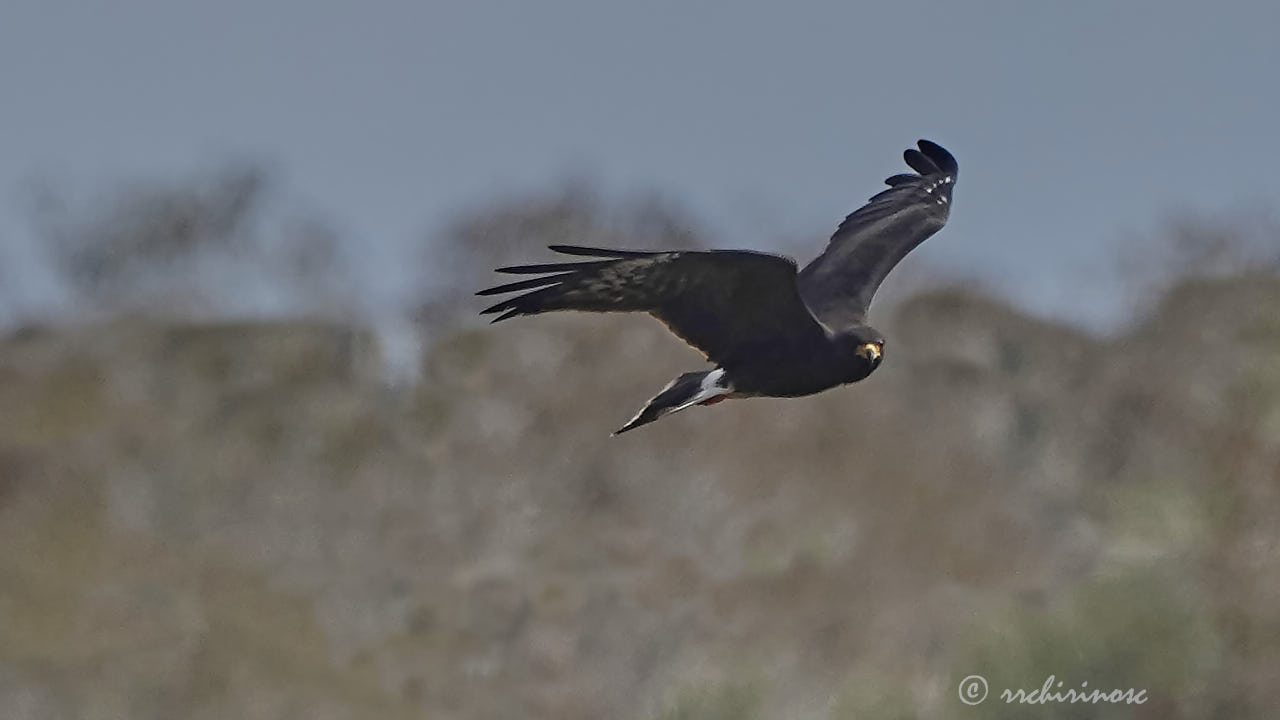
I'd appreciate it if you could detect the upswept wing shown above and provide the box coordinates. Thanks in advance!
[478,245,828,367]
[797,140,957,331]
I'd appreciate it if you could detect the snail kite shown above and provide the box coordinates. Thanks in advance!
[478,140,958,434]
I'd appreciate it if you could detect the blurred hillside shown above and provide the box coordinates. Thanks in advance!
[1,185,1279,719]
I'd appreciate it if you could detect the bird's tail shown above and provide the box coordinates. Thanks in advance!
[614,369,732,435]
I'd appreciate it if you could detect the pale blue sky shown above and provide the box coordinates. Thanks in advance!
[2,0,1277,327]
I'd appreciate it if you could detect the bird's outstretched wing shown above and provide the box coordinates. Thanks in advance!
[478,245,828,367]
[797,139,957,331]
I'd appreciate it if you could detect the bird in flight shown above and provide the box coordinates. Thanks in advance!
[478,140,958,434]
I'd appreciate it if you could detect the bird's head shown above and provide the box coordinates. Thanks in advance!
[834,326,885,381]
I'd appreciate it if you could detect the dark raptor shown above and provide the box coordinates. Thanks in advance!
[478,140,958,434]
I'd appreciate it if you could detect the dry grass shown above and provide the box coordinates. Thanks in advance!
[0,271,1278,719]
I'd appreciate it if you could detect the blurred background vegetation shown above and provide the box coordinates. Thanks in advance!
[1,167,1278,720]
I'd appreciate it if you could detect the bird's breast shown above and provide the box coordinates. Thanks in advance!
[722,339,860,398]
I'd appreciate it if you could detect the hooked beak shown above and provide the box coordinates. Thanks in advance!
[857,342,883,369]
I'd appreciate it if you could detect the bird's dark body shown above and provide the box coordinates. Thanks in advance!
[477,140,957,434]
[718,335,874,398]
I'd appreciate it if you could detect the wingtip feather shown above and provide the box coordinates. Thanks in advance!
[548,244,651,258]
[484,306,522,323]
[916,139,958,175]
[476,274,566,296]
[903,148,941,177]
[883,173,919,187]
[496,260,609,275]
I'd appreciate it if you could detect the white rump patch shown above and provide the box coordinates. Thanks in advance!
[617,368,733,431]
[670,368,730,412]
